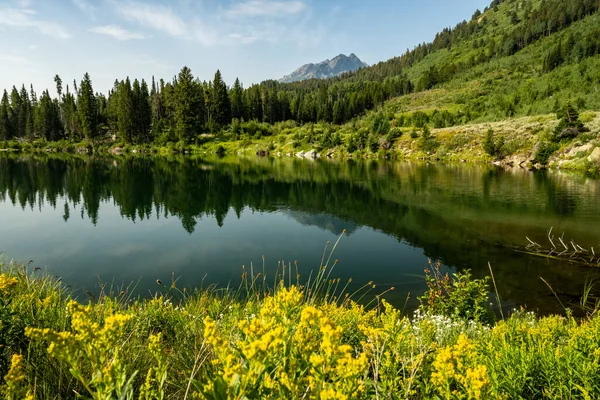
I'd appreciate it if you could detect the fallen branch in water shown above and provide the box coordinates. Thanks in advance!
[518,227,600,267]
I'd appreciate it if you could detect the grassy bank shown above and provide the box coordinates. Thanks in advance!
[1,258,600,399]
[2,110,600,175]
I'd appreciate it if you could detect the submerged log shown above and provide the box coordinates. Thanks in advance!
[513,227,600,268]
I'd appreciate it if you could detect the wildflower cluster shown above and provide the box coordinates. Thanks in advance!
[4,262,600,399]
[25,300,135,400]
[2,354,33,400]
[200,286,368,399]
[0,273,18,295]
[432,334,490,398]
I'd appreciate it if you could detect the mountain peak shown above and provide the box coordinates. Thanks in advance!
[279,53,368,83]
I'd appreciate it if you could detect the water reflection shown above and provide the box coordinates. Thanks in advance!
[0,153,599,314]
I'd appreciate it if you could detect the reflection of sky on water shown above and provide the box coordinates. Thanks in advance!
[0,198,428,306]
[1,156,600,314]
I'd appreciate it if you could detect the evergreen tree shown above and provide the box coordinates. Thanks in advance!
[210,70,231,129]
[77,73,97,140]
[117,78,134,143]
[174,66,204,142]
[0,90,12,140]
[19,85,33,140]
[230,78,244,120]
[139,79,152,142]
[10,87,21,137]
[63,85,79,141]
[132,79,142,140]
[35,90,61,141]
[54,75,63,98]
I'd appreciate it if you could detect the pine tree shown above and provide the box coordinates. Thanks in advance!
[10,87,22,137]
[19,85,33,140]
[230,78,244,120]
[210,70,231,129]
[0,90,12,141]
[54,75,63,98]
[174,66,204,142]
[35,90,61,141]
[117,78,134,143]
[63,85,79,141]
[77,73,97,140]
[139,79,152,142]
[132,79,142,140]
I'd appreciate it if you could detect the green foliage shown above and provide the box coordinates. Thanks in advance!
[419,261,494,324]
[215,145,226,156]
[4,259,600,399]
[370,112,391,135]
[209,70,231,130]
[552,101,588,142]
[533,141,560,165]
[368,134,380,153]
[2,0,600,157]
[483,128,505,158]
[241,120,273,139]
[174,66,204,142]
[419,125,439,152]
[77,73,97,141]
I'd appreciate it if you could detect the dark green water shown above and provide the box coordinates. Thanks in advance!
[1,153,599,314]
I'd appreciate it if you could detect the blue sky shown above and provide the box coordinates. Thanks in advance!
[0,0,491,94]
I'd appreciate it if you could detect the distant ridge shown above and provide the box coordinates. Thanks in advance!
[279,53,368,83]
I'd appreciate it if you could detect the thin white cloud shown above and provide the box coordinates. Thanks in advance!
[0,54,33,66]
[110,0,314,47]
[72,0,96,18]
[0,7,71,39]
[228,33,260,45]
[90,25,149,40]
[227,1,307,17]
[115,2,186,37]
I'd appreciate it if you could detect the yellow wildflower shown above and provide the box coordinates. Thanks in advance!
[0,274,18,295]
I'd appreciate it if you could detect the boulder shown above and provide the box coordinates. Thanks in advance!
[304,149,318,159]
[295,151,304,158]
[110,147,123,155]
[587,147,600,163]
[566,143,594,158]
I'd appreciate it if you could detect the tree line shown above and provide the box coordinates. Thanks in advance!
[1,0,599,145]
[0,65,413,145]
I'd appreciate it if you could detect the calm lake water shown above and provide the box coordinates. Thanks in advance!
[1,153,599,314]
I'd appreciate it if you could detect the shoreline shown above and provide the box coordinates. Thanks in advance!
[1,112,600,175]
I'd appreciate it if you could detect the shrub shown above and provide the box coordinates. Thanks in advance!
[215,145,226,156]
[242,120,273,139]
[419,125,440,153]
[346,136,357,153]
[552,101,589,142]
[368,134,380,153]
[419,261,494,324]
[370,113,390,136]
[483,128,505,158]
[533,141,559,165]
[231,118,241,139]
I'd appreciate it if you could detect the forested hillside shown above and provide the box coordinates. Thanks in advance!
[1,0,600,161]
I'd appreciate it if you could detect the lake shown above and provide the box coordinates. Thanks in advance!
[1,153,599,314]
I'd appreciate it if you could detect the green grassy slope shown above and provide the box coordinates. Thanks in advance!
[203,0,600,172]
